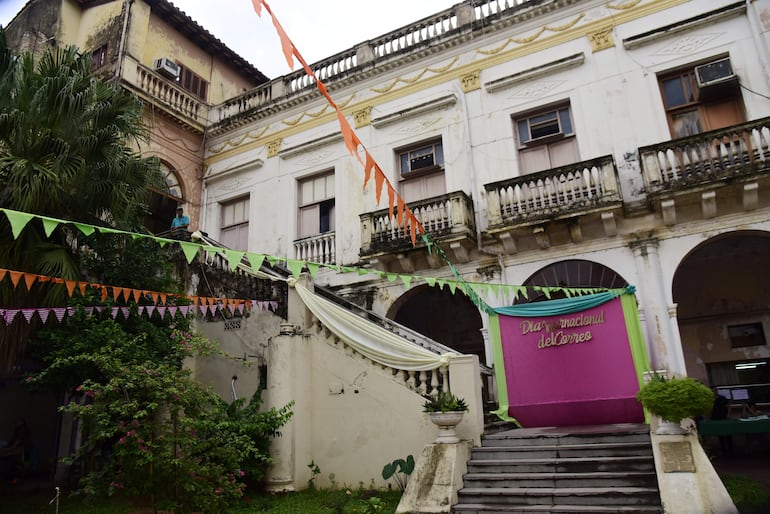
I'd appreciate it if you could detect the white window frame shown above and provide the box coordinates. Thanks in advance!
[298,171,335,239]
[220,196,250,251]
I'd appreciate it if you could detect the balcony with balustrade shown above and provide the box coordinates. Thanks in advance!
[639,117,770,225]
[294,232,337,266]
[359,191,476,273]
[484,155,623,253]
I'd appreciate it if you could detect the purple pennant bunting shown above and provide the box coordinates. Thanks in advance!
[157,306,167,319]
[38,309,51,324]
[6,310,19,323]
[237,304,245,315]
[198,305,207,316]
[111,307,120,319]
[270,301,278,312]
[120,307,129,319]
[95,306,104,314]
[146,305,156,318]
[53,308,66,322]
[137,306,145,317]
[251,300,257,311]
[67,307,76,316]
[22,309,36,322]
[168,306,178,318]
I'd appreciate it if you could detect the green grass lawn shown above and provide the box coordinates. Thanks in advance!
[0,487,404,514]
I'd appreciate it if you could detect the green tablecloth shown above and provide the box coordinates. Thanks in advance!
[699,417,770,436]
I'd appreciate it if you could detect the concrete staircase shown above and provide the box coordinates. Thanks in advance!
[452,423,663,513]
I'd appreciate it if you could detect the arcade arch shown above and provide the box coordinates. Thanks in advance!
[673,231,770,404]
[147,162,185,234]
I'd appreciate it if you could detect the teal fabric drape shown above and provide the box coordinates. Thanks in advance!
[493,286,635,317]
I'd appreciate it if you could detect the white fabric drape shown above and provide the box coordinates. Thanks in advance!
[293,281,455,371]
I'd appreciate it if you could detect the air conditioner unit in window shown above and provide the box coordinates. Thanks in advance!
[153,57,180,79]
[695,57,736,88]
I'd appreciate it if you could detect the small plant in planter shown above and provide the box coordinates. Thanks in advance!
[422,391,469,413]
[636,374,714,432]
[423,391,468,444]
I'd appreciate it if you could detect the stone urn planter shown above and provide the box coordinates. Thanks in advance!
[423,391,468,444]
[636,374,714,435]
[428,411,465,443]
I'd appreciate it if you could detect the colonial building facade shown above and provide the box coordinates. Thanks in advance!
[203,0,770,404]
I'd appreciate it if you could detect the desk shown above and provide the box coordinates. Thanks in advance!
[698,417,770,436]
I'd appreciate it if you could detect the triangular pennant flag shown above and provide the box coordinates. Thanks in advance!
[425,277,436,287]
[179,242,200,264]
[78,282,88,296]
[122,288,131,303]
[136,306,145,317]
[400,275,412,288]
[387,184,395,220]
[110,307,119,320]
[5,309,19,324]
[287,259,305,278]
[490,284,501,297]
[157,306,167,319]
[132,289,141,303]
[270,301,278,312]
[168,306,178,318]
[146,305,156,318]
[199,304,207,316]
[247,253,265,270]
[448,281,457,294]
[64,280,77,297]
[225,249,245,270]
[159,293,167,305]
[73,223,95,236]
[151,292,159,304]
[53,308,66,322]
[306,261,321,277]
[266,255,282,266]
[120,307,130,319]
[23,273,37,291]
[251,0,263,16]
[363,151,376,189]
[41,218,60,237]
[237,304,245,315]
[9,271,22,288]
[436,279,446,290]
[0,269,6,282]
[385,273,398,282]
[357,267,371,276]
[112,287,123,301]
[341,266,356,274]
[3,210,34,239]
[38,308,51,324]
[21,309,36,323]
[374,167,386,203]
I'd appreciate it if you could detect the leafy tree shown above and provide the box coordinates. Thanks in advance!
[0,28,163,367]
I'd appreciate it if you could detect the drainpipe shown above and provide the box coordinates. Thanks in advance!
[112,0,133,83]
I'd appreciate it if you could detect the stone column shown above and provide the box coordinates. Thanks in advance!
[630,239,687,375]
[263,275,312,491]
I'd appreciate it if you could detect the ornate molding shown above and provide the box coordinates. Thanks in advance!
[371,94,457,129]
[353,106,373,128]
[589,27,615,52]
[279,133,344,160]
[460,71,480,93]
[485,53,584,93]
[266,138,283,158]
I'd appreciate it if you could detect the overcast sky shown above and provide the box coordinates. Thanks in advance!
[0,0,457,78]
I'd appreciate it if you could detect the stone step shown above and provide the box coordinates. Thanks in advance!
[452,503,663,513]
[456,486,662,506]
[472,442,653,460]
[461,471,658,489]
[482,431,651,448]
[466,455,656,474]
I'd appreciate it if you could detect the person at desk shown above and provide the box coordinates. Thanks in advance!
[170,207,190,237]
[742,400,763,418]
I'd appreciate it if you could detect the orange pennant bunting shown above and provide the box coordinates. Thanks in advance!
[9,271,22,288]
[122,288,131,303]
[78,282,88,296]
[251,0,263,16]
[387,184,396,220]
[363,151,376,189]
[64,280,77,297]
[112,287,122,302]
[374,168,386,203]
[0,269,6,282]
[24,273,37,291]
[101,286,108,302]
[397,197,405,225]
[160,293,167,305]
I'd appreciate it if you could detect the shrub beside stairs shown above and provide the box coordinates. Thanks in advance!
[452,423,663,513]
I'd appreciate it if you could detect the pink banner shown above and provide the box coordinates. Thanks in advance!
[499,297,643,427]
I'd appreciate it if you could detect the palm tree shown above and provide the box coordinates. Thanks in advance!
[0,28,163,368]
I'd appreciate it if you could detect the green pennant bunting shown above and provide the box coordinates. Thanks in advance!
[97,227,120,235]
[448,281,457,294]
[357,268,371,276]
[73,223,95,236]
[385,273,398,282]
[490,283,500,298]
[41,218,60,237]
[266,255,283,266]
[436,279,446,290]
[542,287,552,299]
[400,275,412,288]
[287,259,305,278]
[425,277,436,287]
[342,266,356,274]
[179,242,201,263]
[247,253,265,270]
[3,209,34,239]
[157,240,168,248]
[225,249,245,270]
[306,261,321,277]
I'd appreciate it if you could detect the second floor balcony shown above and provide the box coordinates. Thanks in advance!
[484,155,622,253]
[359,191,476,272]
[639,117,770,225]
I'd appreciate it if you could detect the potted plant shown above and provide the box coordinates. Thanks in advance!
[636,374,714,434]
[423,391,469,443]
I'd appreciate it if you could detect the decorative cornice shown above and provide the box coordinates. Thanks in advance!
[484,52,584,93]
[203,158,264,183]
[371,94,457,129]
[622,1,746,50]
[279,132,344,159]
[354,106,373,128]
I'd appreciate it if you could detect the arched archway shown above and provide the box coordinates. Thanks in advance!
[388,285,485,363]
[673,231,770,403]
[146,162,185,234]
[518,259,628,303]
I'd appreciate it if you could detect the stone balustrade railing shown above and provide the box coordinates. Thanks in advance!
[485,155,620,227]
[122,60,206,128]
[639,117,770,193]
[294,232,336,265]
[360,191,475,254]
[210,0,538,129]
